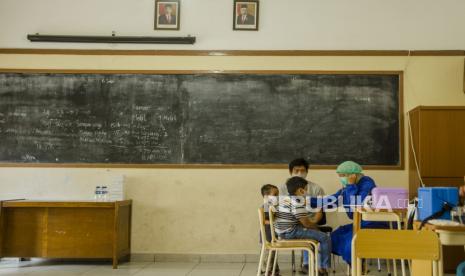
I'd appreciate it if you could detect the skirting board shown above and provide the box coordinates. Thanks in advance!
[130,253,302,263]
[1,253,302,263]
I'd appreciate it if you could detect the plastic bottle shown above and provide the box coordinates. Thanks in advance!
[94,186,102,201]
[102,186,109,202]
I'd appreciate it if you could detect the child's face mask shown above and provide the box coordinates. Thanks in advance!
[264,193,278,205]
[263,196,273,207]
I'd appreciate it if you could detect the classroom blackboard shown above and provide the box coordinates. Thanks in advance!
[0,71,402,167]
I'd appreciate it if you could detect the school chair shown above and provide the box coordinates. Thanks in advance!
[269,206,325,276]
[360,210,407,276]
[257,207,319,276]
[351,229,441,276]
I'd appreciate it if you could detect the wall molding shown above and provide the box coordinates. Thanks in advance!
[0,48,464,56]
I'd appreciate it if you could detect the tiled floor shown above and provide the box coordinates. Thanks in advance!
[0,259,456,276]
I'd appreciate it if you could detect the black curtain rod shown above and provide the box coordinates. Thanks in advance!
[27,34,196,44]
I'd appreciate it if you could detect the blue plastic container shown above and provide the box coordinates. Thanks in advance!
[417,187,459,221]
[458,261,465,276]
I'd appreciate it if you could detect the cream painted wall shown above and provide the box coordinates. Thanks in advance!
[0,54,464,254]
[1,0,465,50]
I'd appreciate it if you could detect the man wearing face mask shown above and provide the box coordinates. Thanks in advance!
[279,158,325,273]
[280,158,325,199]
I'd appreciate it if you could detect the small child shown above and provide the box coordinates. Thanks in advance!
[275,177,331,276]
[260,184,280,275]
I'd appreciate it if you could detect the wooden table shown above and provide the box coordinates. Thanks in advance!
[0,199,132,268]
[414,221,465,276]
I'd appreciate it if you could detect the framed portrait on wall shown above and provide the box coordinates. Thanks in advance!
[233,0,259,31]
[154,0,180,30]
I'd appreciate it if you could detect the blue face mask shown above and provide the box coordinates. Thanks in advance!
[339,177,349,187]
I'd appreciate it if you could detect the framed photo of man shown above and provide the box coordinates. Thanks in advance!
[233,1,259,31]
[155,0,180,30]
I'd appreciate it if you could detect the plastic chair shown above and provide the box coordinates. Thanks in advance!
[351,229,441,276]
[257,207,319,276]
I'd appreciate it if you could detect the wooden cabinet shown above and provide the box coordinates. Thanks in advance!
[408,106,465,273]
[408,106,465,198]
[0,200,131,268]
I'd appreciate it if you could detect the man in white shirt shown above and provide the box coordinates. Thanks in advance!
[279,158,326,274]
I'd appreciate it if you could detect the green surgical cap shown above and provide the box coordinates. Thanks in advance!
[336,161,363,174]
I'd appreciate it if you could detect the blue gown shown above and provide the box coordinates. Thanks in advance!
[311,176,388,265]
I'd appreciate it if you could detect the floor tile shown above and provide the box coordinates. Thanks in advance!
[0,268,30,275]
[83,264,147,276]
[0,259,433,276]
[188,263,244,276]
[134,262,198,276]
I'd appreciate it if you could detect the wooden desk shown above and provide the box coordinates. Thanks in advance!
[0,200,132,269]
[413,220,465,232]
[351,229,440,276]
[352,207,408,276]
[414,221,465,275]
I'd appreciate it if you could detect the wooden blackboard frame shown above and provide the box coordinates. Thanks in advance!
[0,48,464,56]
[0,68,404,170]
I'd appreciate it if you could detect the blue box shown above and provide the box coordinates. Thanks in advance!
[417,187,459,221]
